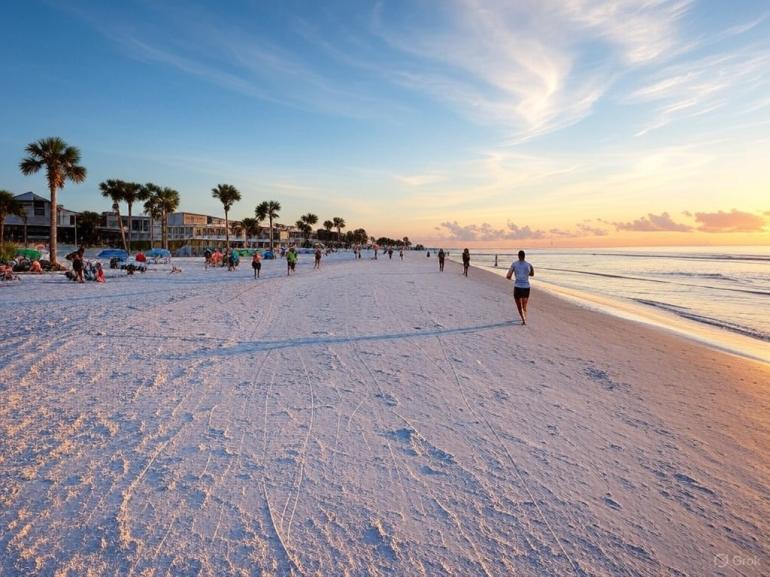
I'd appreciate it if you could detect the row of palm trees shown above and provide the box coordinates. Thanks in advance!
[14,136,356,265]
[98,180,181,253]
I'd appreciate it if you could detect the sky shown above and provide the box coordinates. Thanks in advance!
[1,0,769,247]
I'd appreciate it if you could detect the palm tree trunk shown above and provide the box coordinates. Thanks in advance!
[149,217,154,249]
[162,212,168,250]
[116,208,128,253]
[127,203,133,253]
[269,216,274,251]
[49,184,58,266]
[225,209,230,249]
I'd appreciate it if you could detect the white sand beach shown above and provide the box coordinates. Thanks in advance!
[1,254,768,576]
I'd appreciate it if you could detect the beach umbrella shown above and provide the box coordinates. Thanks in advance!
[15,248,42,260]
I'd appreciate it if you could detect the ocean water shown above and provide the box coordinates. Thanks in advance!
[449,246,770,363]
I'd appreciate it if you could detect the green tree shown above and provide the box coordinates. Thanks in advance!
[211,184,241,249]
[241,217,260,247]
[122,182,149,252]
[156,187,180,250]
[77,210,103,246]
[19,137,86,266]
[256,200,281,251]
[295,219,312,244]
[323,220,334,234]
[300,212,318,243]
[332,216,346,244]
[0,190,24,244]
[99,179,129,252]
[231,221,243,245]
[143,190,163,249]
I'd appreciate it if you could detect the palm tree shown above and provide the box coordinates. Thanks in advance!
[402,236,411,249]
[332,216,346,244]
[99,179,129,252]
[156,187,180,250]
[300,213,318,244]
[294,219,309,243]
[211,184,241,249]
[256,200,281,251]
[143,184,162,249]
[0,190,24,244]
[122,182,149,252]
[231,221,243,246]
[19,137,86,266]
[241,217,259,247]
[323,220,334,240]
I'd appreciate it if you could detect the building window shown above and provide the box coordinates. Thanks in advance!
[70,215,76,226]
[34,201,45,216]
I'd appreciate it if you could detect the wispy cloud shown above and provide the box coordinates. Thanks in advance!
[629,46,770,136]
[367,0,693,140]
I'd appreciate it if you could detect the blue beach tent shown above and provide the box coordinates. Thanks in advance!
[145,248,171,258]
[97,249,128,260]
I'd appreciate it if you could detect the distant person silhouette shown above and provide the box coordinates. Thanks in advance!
[462,248,470,276]
[438,249,445,272]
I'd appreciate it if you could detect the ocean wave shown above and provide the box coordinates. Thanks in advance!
[633,299,770,342]
[656,272,736,281]
[539,267,770,296]
[589,252,770,263]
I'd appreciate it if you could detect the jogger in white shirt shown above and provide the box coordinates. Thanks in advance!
[506,250,534,325]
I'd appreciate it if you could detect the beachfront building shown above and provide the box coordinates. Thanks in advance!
[101,213,162,246]
[167,215,306,253]
[2,192,79,245]
[3,192,313,253]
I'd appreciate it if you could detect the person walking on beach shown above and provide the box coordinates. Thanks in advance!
[506,250,534,325]
[251,252,262,278]
[314,247,322,269]
[399,248,403,260]
[462,248,470,276]
[286,247,298,275]
[388,247,393,259]
[438,249,445,272]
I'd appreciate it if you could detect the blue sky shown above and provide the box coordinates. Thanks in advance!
[1,0,769,245]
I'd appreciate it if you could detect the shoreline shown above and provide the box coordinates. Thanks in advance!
[454,256,770,366]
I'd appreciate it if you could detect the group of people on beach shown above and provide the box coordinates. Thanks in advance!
[65,247,105,283]
[433,247,534,325]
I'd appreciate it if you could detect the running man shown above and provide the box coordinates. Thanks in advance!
[506,250,534,325]
[462,248,470,277]
[437,248,445,272]
[286,247,298,275]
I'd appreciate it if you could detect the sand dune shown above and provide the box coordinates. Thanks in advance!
[1,254,768,576]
